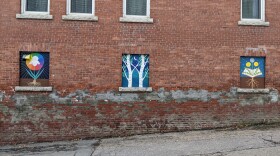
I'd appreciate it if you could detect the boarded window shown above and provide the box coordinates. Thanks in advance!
[242,0,261,19]
[20,52,50,86]
[122,54,149,87]
[126,0,147,16]
[26,0,48,12]
[71,0,92,13]
[240,57,265,88]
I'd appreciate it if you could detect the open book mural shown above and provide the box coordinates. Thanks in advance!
[240,57,265,89]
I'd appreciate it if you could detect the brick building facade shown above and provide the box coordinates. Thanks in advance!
[1,0,280,145]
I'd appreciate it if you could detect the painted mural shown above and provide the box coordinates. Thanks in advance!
[240,57,265,88]
[122,54,149,88]
[20,52,50,86]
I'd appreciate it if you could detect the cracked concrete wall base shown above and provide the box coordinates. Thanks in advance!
[0,88,280,145]
[40,87,280,105]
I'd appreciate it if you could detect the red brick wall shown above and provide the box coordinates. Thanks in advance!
[1,0,280,92]
[1,0,280,145]
[1,98,280,145]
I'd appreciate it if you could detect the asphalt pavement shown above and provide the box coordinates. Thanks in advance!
[1,126,280,156]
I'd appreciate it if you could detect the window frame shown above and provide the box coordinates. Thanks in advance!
[21,0,50,15]
[241,0,265,22]
[66,0,95,15]
[123,0,151,18]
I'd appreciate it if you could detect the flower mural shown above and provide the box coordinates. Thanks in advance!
[240,57,265,88]
[20,52,49,86]
[122,54,149,88]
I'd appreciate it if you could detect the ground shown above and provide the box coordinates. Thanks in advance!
[1,125,280,156]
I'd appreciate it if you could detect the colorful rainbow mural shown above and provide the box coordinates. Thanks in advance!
[20,52,49,86]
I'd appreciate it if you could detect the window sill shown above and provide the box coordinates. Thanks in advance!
[238,20,270,27]
[237,88,270,94]
[15,86,53,92]
[16,14,53,20]
[62,15,98,21]
[120,17,153,23]
[119,87,153,92]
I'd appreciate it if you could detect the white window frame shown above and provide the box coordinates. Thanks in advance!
[239,0,269,26]
[66,0,95,15]
[123,0,150,18]
[62,0,98,21]
[120,0,153,23]
[16,0,52,19]
[21,0,50,15]
[241,0,265,21]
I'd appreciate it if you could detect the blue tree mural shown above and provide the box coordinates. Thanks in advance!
[122,54,149,87]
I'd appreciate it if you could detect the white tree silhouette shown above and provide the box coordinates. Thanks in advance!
[138,55,149,87]
[122,54,140,87]
[130,55,149,87]
[122,55,133,87]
